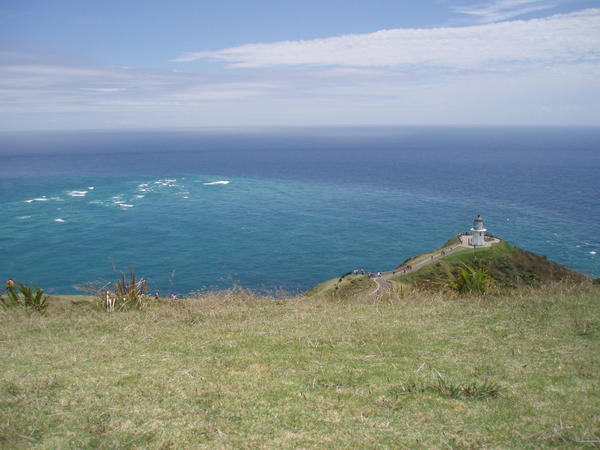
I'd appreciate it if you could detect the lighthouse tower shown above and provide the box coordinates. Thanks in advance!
[470,215,487,246]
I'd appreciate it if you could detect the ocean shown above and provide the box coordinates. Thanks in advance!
[1,126,599,295]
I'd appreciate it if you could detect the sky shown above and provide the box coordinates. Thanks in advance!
[1,0,599,131]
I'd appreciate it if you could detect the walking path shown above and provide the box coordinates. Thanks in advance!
[368,234,501,298]
[367,275,394,299]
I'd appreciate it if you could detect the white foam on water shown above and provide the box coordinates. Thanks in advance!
[17,215,31,220]
[591,251,597,255]
[88,186,95,190]
[24,196,49,203]
[50,197,64,201]
[203,180,230,185]
[68,190,88,197]
[135,195,145,198]
[54,218,65,223]
[153,178,177,187]
[110,195,135,208]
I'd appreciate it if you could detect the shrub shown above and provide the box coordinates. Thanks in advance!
[443,263,495,294]
[103,268,149,312]
[76,268,150,312]
[1,281,49,314]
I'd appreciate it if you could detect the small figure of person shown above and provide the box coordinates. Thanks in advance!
[170,293,178,301]
[5,278,14,294]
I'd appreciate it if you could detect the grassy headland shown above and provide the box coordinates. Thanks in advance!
[307,238,590,299]
[391,240,588,290]
[1,281,599,447]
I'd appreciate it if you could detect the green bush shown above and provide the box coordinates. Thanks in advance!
[1,281,49,314]
[443,263,495,294]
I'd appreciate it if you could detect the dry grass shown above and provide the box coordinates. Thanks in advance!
[1,282,599,448]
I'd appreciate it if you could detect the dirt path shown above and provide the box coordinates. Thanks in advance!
[369,275,393,299]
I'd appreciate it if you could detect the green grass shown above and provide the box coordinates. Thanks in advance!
[1,282,599,448]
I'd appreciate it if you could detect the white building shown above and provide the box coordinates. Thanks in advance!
[470,215,487,246]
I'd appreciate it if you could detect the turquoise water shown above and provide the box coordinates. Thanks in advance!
[1,127,599,294]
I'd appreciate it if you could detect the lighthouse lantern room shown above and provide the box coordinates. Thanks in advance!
[470,215,487,246]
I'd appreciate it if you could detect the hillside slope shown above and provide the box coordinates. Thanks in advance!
[310,237,589,297]
[391,240,588,289]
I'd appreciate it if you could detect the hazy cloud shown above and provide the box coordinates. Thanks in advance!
[0,62,281,113]
[450,0,558,23]
[173,9,600,71]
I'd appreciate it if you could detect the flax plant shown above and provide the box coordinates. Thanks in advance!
[443,263,495,294]
[0,280,48,314]
[108,268,149,311]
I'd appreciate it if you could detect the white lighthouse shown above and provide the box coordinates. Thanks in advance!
[470,215,487,247]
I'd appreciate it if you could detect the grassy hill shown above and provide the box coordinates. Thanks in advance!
[391,240,589,290]
[1,282,598,447]
[308,237,589,298]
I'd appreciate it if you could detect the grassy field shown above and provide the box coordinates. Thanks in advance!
[1,282,599,448]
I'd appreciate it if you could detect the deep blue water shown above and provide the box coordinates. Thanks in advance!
[1,127,599,294]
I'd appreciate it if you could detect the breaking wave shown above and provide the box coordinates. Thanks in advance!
[68,190,88,197]
[24,197,49,203]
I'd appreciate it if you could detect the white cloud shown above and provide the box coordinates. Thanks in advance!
[172,9,600,71]
[2,8,600,130]
[451,0,557,23]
